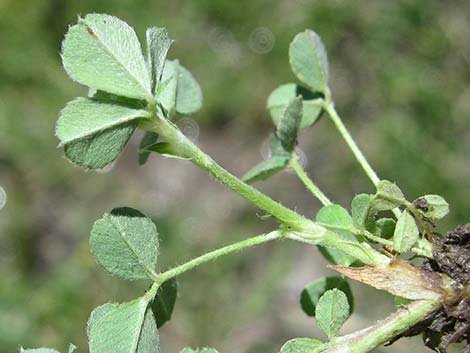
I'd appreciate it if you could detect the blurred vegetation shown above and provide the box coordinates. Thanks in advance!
[0,1,469,352]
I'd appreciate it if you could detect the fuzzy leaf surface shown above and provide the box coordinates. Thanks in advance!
[300,276,353,316]
[90,207,159,280]
[393,211,419,253]
[62,14,151,100]
[175,64,203,115]
[372,180,406,211]
[289,30,328,93]
[276,96,302,152]
[87,298,159,353]
[413,194,449,221]
[138,132,159,165]
[351,194,373,228]
[146,27,173,93]
[315,289,350,339]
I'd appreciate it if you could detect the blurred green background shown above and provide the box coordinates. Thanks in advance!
[0,0,469,352]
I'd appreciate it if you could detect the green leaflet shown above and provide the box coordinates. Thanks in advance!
[157,60,203,117]
[151,278,178,328]
[366,218,396,239]
[289,30,329,93]
[64,122,137,169]
[267,83,323,128]
[372,180,406,211]
[393,211,419,253]
[87,298,159,353]
[241,155,290,184]
[56,98,148,146]
[175,64,203,115]
[280,338,324,353]
[138,132,159,165]
[146,27,173,93]
[316,204,357,266]
[20,349,61,353]
[180,349,219,353]
[62,14,152,100]
[276,96,302,152]
[315,289,350,339]
[90,207,159,281]
[413,194,449,221]
[300,276,354,317]
[351,194,373,229]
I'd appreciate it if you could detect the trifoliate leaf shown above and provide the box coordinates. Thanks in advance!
[300,276,353,317]
[276,96,302,152]
[56,98,148,146]
[366,218,396,239]
[151,278,178,328]
[315,289,350,339]
[144,142,190,160]
[87,298,159,353]
[351,194,373,228]
[280,338,324,353]
[180,349,219,353]
[413,195,449,221]
[175,63,203,115]
[289,30,328,93]
[64,122,137,169]
[316,205,357,266]
[62,14,151,100]
[241,155,290,184]
[372,180,406,211]
[90,207,159,281]
[20,349,60,353]
[146,27,173,93]
[393,211,419,253]
[138,132,159,165]
[267,83,323,128]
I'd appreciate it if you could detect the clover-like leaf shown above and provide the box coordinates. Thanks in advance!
[315,289,350,339]
[393,211,419,253]
[90,207,159,281]
[242,155,290,184]
[151,278,178,328]
[413,194,449,221]
[289,30,328,93]
[267,83,323,128]
[20,349,61,353]
[280,338,324,353]
[87,298,159,353]
[276,96,302,152]
[372,180,406,211]
[300,276,353,317]
[180,348,219,353]
[62,14,152,100]
[138,132,159,165]
[146,27,173,93]
[351,194,373,229]
[316,205,357,266]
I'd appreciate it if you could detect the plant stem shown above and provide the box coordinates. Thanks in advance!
[324,101,380,186]
[324,298,441,353]
[156,230,283,283]
[324,100,401,219]
[290,156,332,206]
[148,116,314,230]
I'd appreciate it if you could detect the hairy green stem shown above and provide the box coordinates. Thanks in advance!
[156,230,284,283]
[325,298,441,353]
[290,156,332,206]
[148,116,313,230]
